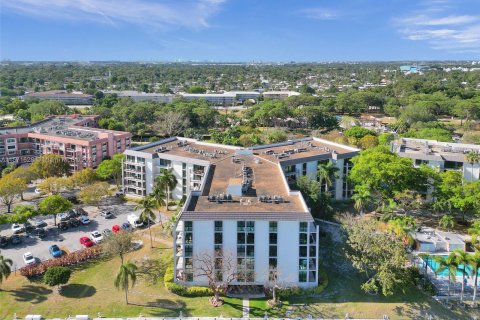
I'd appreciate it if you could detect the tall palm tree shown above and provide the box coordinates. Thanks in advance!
[114,261,137,304]
[155,168,178,211]
[152,185,167,227]
[466,152,480,182]
[317,160,339,193]
[468,250,480,305]
[0,253,13,288]
[164,212,179,237]
[351,185,371,216]
[453,249,470,303]
[136,196,157,248]
[434,253,458,300]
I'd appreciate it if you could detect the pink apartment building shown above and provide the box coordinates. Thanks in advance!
[0,115,132,171]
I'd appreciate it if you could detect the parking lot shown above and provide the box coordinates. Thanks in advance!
[0,191,146,270]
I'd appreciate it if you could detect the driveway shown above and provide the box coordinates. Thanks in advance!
[0,196,148,270]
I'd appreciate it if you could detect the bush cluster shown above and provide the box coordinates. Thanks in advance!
[275,267,329,299]
[19,246,102,278]
[163,266,212,297]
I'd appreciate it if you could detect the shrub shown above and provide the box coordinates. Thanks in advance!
[276,266,328,299]
[164,266,212,297]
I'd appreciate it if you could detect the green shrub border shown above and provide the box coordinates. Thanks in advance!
[164,266,212,297]
[276,266,328,299]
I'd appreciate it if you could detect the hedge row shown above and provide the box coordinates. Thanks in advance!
[19,246,102,278]
[276,266,329,299]
[164,266,212,297]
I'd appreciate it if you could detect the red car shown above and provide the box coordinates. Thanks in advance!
[112,225,121,234]
[80,236,94,247]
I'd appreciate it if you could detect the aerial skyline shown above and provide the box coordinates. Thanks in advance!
[1,0,480,61]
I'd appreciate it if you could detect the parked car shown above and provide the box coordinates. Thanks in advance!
[90,231,103,244]
[121,222,132,231]
[0,236,8,248]
[72,208,87,216]
[103,228,113,237]
[12,223,25,234]
[57,222,69,231]
[79,216,90,225]
[34,188,43,195]
[23,252,36,265]
[23,222,35,233]
[100,210,114,219]
[10,234,22,245]
[127,214,144,228]
[32,218,47,228]
[115,192,124,198]
[68,218,81,228]
[66,195,79,204]
[111,225,121,234]
[33,228,47,239]
[59,211,73,222]
[49,244,63,258]
[79,236,94,247]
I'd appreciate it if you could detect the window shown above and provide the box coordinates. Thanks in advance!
[6,138,16,143]
[160,159,171,166]
[269,258,277,268]
[185,272,193,282]
[300,222,308,232]
[214,233,223,244]
[269,246,277,257]
[269,233,277,244]
[299,259,308,270]
[247,233,255,244]
[284,164,296,173]
[7,145,15,150]
[299,233,308,245]
[299,271,307,282]
[269,221,277,232]
[215,221,223,231]
[300,246,307,257]
[184,221,193,231]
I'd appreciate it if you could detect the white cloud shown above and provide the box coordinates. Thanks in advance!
[395,0,480,52]
[1,0,225,29]
[300,8,339,20]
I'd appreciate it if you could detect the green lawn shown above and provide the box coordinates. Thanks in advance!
[0,230,244,319]
[1,225,478,319]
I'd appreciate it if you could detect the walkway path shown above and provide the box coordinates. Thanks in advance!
[242,298,249,318]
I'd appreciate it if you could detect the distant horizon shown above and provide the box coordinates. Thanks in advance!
[2,0,480,61]
[2,59,479,64]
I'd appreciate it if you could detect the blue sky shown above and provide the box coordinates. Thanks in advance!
[1,0,480,61]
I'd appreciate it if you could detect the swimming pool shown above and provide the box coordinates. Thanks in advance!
[422,255,475,277]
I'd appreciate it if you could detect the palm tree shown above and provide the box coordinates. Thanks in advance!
[434,253,458,300]
[418,253,431,286]
[164,212,179,237]
[351,185,371,216]
[468,250,480,305]
[114,261,137,304]
[453,249,470,302]
[136,196,157,248]
[155,168,178,211]
[466,152,480,182]
[0,253,13,288]
[152,185,167,227]
[317,160,339,193]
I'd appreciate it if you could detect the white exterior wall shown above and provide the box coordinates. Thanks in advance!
[145,158,155,194]
[277,221,300,285]
[180,219,316,287]
[464,163,480,181]
[254,221,269,284]
[334,158,344,200]
[171,161,184,199]
[192,221,214,284]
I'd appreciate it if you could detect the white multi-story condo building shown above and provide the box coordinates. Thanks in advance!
[392,138,480,181]
[102,91,174,103]
[122,137,358,289]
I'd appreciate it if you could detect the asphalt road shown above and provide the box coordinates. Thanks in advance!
[0,192,143,270]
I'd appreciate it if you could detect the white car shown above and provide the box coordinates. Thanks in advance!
[12,223,25,234]
[23,252,36,265]
[79,216,90,225]
[34,188,43,194]
[90,231,103,244]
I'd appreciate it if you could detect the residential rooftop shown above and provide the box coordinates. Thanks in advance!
[392,138,480,163]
